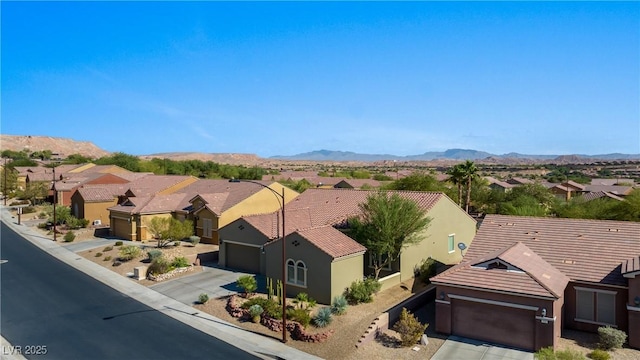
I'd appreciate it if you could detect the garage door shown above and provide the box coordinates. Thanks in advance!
[226,243,260,273]
[112,218,132,240]
[452,299,536,351]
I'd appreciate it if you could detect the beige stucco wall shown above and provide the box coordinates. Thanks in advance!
[219,218,271,270]
[84,200,116,226]
[195,208,220,244]
[399,197,477,281]
[330,254,365,303]
[138,213,174,242]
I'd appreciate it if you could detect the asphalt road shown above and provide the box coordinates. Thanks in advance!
[0,222,258,360]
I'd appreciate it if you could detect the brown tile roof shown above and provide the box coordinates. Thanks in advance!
[584,185,634,196]
[123,175,196,197]
[286,188,446,227]
[432,242,569,298]
[622,256,640,276]
[243,208,315,239]
[109,193,190,214]
[77,187,120,202]
[507,177,534,185]
[27,172,55,182]
[334,179,382,189]
[581,191,624,202]
[459,214,640,287]
[296,226,367,260]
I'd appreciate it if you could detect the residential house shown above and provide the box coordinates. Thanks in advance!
[506,177,535,186]
[549,180,586,201]
[484,176,515,192]
[580,191,624,203]
[431,214,640,351]
[219,188,477,304]
[333,179,383,190]
[108,179,299,243]
[583,185,635,197]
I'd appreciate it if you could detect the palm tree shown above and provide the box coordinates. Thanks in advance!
[459,160,479,213]
[447,164,465,207]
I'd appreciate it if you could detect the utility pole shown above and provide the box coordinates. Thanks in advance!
[3,157,7,206]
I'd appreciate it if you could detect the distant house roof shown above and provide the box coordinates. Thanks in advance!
[506,177,534,185]
[581,191,624,202]
[432,242,569,298]
[583,185,634,196]
[110,193,190,215]
[485,176,515,190]
[591,178,637,186]
[76,186,122,202]
[448,214,640,287]
[334,179,382,189]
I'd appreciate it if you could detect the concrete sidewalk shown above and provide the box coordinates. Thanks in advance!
[1,208,320,360]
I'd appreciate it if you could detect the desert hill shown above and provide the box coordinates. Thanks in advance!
[1,134,111,159]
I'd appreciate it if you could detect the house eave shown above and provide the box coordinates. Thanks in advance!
[431,281,559,301]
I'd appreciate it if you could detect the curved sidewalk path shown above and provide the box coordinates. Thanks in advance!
[0,208,320,360]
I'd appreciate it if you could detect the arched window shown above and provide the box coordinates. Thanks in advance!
[286,259,307,287]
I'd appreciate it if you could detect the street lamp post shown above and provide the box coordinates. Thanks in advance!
[229,179,287,343]
[52,165,57,241]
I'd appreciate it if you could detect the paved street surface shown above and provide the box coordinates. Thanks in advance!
[1,222,258,360]
[431,336,534,360]
[0,209,320,360]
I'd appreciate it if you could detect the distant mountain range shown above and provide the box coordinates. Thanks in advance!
[270,149,640,162]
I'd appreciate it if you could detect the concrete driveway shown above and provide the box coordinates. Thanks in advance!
[431,336,534,360]
[149,265,265,305]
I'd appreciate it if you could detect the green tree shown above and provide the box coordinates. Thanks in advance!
[459,160,479,213]
[446,164,465,207]
[19,182,49,205]
[64,153,93,164]
[386,172,446,192]
[347,192,431,279]
[610,189,640,221]
[146,217,193,248]
[95,152,141,172]
[1,166,18,199]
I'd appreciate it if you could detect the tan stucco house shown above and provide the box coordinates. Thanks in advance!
[219,188,477,304]
[431,214,640,351]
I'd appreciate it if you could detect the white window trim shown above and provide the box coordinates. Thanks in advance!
[286,258,307,288]
[448,234,455,253]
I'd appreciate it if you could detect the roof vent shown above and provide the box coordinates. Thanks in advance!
[608,228,619,232]
[562,259,576,265]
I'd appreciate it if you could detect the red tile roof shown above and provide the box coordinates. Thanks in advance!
[455,214,640,287]
[296,226,366,260]
[622,256,640,276]
[432,242,569,298]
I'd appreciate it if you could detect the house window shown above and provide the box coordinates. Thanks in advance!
[448,234,455,253]
[368,253,392,271]
[286,259,307,287]
[575,288,616,325]
[202,218,212,238]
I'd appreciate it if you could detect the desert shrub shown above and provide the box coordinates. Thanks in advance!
[242,297,282,319]
[556,350,587,360]
[171,256,190,268]
[293,293,316,311]
[103,256,112,262]
[587,349,610,360]
[37,222,48,229]
[248,304,264,318]
[198,293,209,304]
[598,326,627,350]
[63,231,76,242]
[118,245,142,261]
[415,257,438,283]
[189,235,200,246]
[535,347,587,360]
[22,206,36,214]
[237,275,258,297]
[115,241,123,246]
[313,307,333,328]
[345,277,381,304]
[103,246,113,252]
[287,307,311,328]
[148,257,171,275]
[393,308,428,347]
[94,252,103,258]
[331,295,348,315]
[66,216,89,229]
[147,249,163,262]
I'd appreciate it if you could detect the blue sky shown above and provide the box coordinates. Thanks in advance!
[2,1,639,157]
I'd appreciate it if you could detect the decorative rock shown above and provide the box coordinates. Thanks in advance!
[147,265,194,282]
[421,334,429,346]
